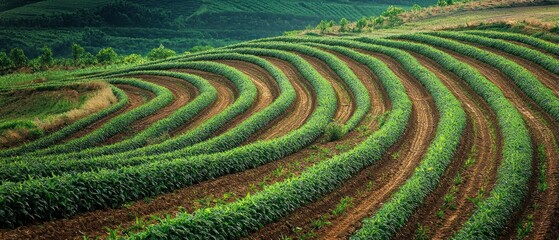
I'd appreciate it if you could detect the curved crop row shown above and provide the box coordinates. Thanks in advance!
[261,36,467,240]
[464,30,559,56]
[227,41,371,135]
[0,49,337,227]
[363,35,532,239]
[2,61,257,164]
[127,44,412,240]
[0,85,128,157]
[0,54,295,182]
[398,33,559,122]
[21,78,173,156]
[429,31,559,75]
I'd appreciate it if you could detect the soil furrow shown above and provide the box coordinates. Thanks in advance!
[246,52,438,240]
[395,53,501,239]
[61,84,153,143]
[170,69,236,135]
[442,49,559,240]
[252,57,315,141]
[99,75,197,145]
[297,54,356,124]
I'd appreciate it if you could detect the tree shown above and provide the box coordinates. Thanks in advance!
[147,44,176,61]
[123,54,144,64]
[438,0,454,6]
[9,48,28,68]
[71,43,85,66]
[356,17,368,32]
[38,46,54,68]
[96,47,118,64]
[339,18,350,32]
[0,51,13,69]
[412,4,423,12]
[189,45,214,53]
[316,20,329,33]
[381,6,406,17]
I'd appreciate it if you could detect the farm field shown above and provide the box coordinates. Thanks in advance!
[1,2,559,240]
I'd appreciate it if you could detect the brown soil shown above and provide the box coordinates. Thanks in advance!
[252,57,316,141]
[443,50,559,240]
[297,54,356,124]
[469,43,559,98]
[170,69,236,135]
[61,84,153,142]
[246,51,438,240]
[98,75,197,145]
[395,53,502,239]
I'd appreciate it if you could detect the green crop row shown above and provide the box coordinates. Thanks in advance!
[399,33,559,122]
[464,30,559,57]
[430,31,559,75]
[0,61,260,181]
[227,41,371,135]
[370,35,532,239]
[0,48,337,227]
[127,44,412,240]
[2,60,257,164]
[2,70,217,163]
[21,77,173,156]
[0,54,296,182]
[263,36,467,240]
[0,85,128,157]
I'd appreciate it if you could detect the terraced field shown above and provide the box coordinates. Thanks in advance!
[0,29,558,240]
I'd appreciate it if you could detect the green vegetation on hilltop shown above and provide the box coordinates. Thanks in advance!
[0,0,436,57]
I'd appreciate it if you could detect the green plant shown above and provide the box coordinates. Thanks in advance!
[332,196,354,215]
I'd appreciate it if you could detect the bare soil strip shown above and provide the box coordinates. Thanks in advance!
[98,75,197,145]
[246,52,438,240]
[444,50,559,240]
[297,54,356,124]
[61,84,153,142]
[251,57,316,141]
[0,57,387,240]
[170,69,236,135]
[395,53,502,239]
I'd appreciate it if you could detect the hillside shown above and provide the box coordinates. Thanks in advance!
[0,0,436,57]
[1,1,559,240]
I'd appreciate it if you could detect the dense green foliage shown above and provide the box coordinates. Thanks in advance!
[382,34,532,239]
[0,0,436,57]
[128,43,412,240]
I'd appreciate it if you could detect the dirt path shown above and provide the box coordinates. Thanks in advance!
[98,75,197,145]
[60,84,153,143]
[170,69,236,135]
[298,54,356,124]
[252,57,315,141]
[444,50,559,240]
[470,43,559,98]
[395,53,502,239]
[0,57,387,240]
[246,52,438,240]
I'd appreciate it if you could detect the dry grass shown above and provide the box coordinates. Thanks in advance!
[401,0,553,22]
[1,82,117,147]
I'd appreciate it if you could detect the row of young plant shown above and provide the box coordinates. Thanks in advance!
[370,35,532,239]
[225,41,371,135]
[18,77,174,156]
[21,70,215,158]
[0,48,339,227]
[464,30,559,57]
[399,33,559,122]
[0,85,128,157]
[126,43,412,240]
[430,31,559,75]
[266,36,466,240]
[0,54,294,180]
[72,53,296,159]
[3,60,257,163]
